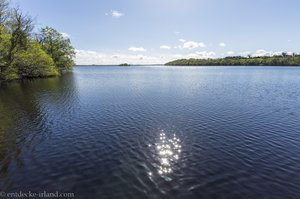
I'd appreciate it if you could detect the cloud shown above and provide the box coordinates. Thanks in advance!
[239,51,252,57]
[227,51,235,55]
[174,45,182,49]
[197,51,216,58]
[183,41,206,50]
[187,51,216,59]
[75,50,105,64]
[254,49,276,57]
[172,51,215,59]
[160,45,171,50]
[253,49,287,57]
[253,49,273,57]
[75,49,171,65]
[179,39,186,43]
[111,10,124,18]
[128,47,147,52]
[172,54,183,58]
[60,32,70,38]
[219,42,226,47]
[174,31,180,34]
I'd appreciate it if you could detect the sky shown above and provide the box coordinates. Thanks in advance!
[10,0,300,65]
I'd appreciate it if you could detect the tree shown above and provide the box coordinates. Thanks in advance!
[0,0,9,25]
[0,0,10,77]
[12,41,59,78]
[0,7,34,80]
[6,8,33,64]
[38,26,75,72]
[0,0,75,81]
[0,25,10,72]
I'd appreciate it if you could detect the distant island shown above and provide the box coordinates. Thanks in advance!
[165,53,300,66]
[119,63,130,66]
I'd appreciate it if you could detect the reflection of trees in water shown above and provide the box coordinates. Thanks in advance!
[0,73,78,184]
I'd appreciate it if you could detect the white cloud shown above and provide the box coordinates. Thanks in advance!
[75,50,105,64]
[111,10,124,18]
[197,43,206,48]
[174,31,180,34]
[61,32,70,38]
[239,51,252,57]
[172,54,183,58]
[179,39,186,43]
[75,49,171,65]
[177,51,216,59]
[197,51,216,58]
[186,51,216,59]
[254,49,267,56]
[219,42,226,47]
[186,53,198,58]
[160,45,171,50]
[174,45,182,49]
[227,51,235,55]
[253,49,275,57]
[128,46,147,52]
[253,49,287,57]
[183,41,206,50]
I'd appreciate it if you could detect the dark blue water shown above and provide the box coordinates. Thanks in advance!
[0,66,300,198]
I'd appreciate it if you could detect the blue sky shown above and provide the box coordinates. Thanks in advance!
[11,0,300,64]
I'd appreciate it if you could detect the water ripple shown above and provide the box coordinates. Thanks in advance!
[1,66,300,198]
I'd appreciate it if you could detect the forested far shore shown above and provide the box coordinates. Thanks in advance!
[165,54,300,66]
[0,0,75,81]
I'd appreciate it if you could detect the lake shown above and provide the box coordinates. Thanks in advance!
[0,66,300,198]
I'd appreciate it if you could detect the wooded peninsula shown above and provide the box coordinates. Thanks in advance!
[0,0,75,81]
[165,54,300,66]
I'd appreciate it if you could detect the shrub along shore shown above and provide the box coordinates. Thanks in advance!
[165,54,300,66]
[0,0,75,82]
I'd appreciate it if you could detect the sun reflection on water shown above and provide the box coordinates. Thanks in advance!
[152,130,182,176]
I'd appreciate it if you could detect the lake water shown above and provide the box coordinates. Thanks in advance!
[0,66,300,198]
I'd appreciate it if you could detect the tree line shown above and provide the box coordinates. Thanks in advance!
[0,0,75,81]
[165,53,300,66]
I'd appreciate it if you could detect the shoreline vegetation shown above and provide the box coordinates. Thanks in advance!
[165,54,300,66]
[0,0,75,82]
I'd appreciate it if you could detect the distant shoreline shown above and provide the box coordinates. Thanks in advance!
[165,54,300,66]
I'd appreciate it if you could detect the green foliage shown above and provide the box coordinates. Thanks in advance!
[0,25,10,68]
[1,65,19,80]
[13,42,59,78]
[38,27,75,72]
[0,1,75,81]
[6,8,33,53]
[165,55,300,66]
